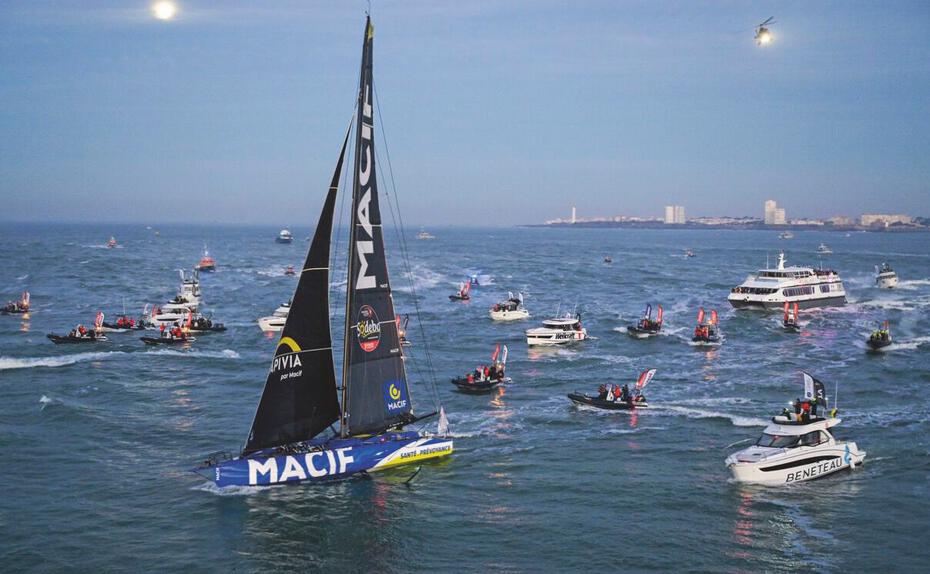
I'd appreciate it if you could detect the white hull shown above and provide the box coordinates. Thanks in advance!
[727,443,865,485]
[258,316,286,332]
[490,308,530,322]
[876,274,898,289]
[526,328,587,346]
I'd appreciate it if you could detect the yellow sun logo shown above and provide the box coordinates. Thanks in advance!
[389,384,401,400]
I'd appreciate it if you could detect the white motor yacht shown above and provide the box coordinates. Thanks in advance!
[416,230,435,240]
[276,229,294,244]
[726,415,865,484]
[490,292,530,321]
[728,252,846,309]
[875,262,898,289]
[816,243,832,254]
[258,301,290,332]
[726,372,866,485]
[778,231,794,239]
[525,313,587,346]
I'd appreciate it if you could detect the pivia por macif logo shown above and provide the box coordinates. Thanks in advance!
[356,304,381,352]
[383,380,408,414]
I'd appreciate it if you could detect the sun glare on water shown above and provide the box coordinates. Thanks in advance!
[152,1,178,21]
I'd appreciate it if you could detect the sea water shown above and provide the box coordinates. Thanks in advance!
[1,222,928,572]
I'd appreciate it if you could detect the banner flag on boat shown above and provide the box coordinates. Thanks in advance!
[697,307,705,324]
[95,312,104,330]
[802,371,826,405]
[491,344,501,363]
[656,305,663,324]
[501,345,509,365]
[636,368,656,390]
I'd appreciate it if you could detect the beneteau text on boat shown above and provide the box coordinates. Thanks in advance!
[726,373,865,484]
[728,252,846,309]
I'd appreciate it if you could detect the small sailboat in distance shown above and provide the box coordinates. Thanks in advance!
[197,17,452,488]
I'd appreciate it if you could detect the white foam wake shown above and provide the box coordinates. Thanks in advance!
[662,405,768,427]
[0,351,124,371]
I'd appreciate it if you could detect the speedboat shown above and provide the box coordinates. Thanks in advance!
[691,307,722,345]
[1,291,30,315]
[725,373,865,485]
[875,263,898,289]
[196,247,216,272]
[816,243,832,255]
[106,236,117,248]
[101,314,143,332]
[489,292,529,321]
[141,331,193,346]
[782,302,800,333]
[257,301,290,332]
[778,231,794,239]
[568,369,655,411]
[276,228,294,244]
[450,344,510,393]
[685,249,695,258]
[526,313,588,346]
[603,256,613,264]
[416,230,435,240]
[866,322,892,351]
[626,303,662,339]
[728,252,846,309]
[449,281,471,301]
[48,312,107,344]
[187,315,226,333]
[48,331,107,344]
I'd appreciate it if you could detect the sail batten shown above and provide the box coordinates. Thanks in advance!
[341,16,414,437]
[242,129,351,455]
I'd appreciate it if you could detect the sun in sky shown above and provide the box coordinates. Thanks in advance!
[151,1,178,21]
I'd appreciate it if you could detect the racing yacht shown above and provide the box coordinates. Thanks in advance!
[726,373,866,485]
[875,263,898,289]
[197,17,452,487]
[489,292,529,321]
[257,300,290,332]
[526,313,588,346]
[728,252,846,309]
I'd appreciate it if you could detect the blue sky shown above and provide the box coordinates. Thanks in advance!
[1,1,928,225]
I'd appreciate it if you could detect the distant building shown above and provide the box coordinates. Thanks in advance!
[860,214,913,227]
[764,200,787,225]
[664,205,685,224]
[828,216,855,226]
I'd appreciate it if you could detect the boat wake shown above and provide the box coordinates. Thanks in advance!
[0,351,125,371]
[886,336,930,351]
[145,349,241,359]
[193,482,271,496]
[661,404,768,427]
[895,279,930,291]
[396,263,449,293]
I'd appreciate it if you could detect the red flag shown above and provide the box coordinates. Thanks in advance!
[491,343,501,363]
[656,305,663,324]
[710,310,718,325]
[696,307,705,324]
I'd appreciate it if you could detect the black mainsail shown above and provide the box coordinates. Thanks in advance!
[243,131,350,454]
[341,17,414,437]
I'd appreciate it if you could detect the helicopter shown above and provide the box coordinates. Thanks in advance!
[755,17,775,45]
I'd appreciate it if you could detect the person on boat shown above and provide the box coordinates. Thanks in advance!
[597,384,609,400]
[159,323,166,337]
[466,372,474,384]
[799,399,812,423]
[78,325,87,337]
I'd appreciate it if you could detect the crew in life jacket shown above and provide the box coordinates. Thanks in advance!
[77,325,87,337]
[597,384,608,400]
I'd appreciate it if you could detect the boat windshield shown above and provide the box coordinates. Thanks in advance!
[756,433,799,448]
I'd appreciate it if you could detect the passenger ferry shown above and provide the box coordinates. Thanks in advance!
[728,252,846,309]
[525,313,587,346]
